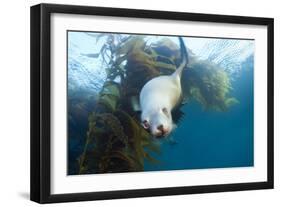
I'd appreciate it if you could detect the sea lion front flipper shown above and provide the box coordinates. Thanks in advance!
[131,96,141,112]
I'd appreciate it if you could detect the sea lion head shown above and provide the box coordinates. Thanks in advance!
[141,107,173,138]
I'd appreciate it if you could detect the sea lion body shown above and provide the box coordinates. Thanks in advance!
[140,73,182,137]
[139,37,187,137]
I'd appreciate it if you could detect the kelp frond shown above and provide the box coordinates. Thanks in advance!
[182,57,238,111]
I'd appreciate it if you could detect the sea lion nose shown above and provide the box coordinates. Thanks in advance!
[157,124,164,131]
[156,125,166,137]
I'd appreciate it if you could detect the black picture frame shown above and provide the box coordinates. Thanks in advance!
[30,3,274,204]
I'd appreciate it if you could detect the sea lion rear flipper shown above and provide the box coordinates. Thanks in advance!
[172,37,188,78]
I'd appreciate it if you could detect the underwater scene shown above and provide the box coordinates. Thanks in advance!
[67,31,254,175]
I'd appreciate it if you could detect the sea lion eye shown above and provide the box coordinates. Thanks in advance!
[142,120,150,129]
[162,107,168,115]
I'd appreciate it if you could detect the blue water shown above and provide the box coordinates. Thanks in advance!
[67,31,254,174]
[145,66,254,171]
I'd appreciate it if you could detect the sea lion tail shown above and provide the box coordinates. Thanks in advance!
[173,37,188,78]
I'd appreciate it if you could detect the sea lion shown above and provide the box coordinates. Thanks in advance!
[140,37,188,138]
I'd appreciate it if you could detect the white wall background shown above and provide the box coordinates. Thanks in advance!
[0,0,279,206]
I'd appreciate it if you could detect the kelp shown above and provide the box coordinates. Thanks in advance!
[78,75,161,173]
[77,34,237,174]
[78,108,160,173]
[182,57,238,111]
[68,92,97,174]
[79,112,136,173]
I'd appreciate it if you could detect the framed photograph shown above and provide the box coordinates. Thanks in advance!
[30,3,274,203]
